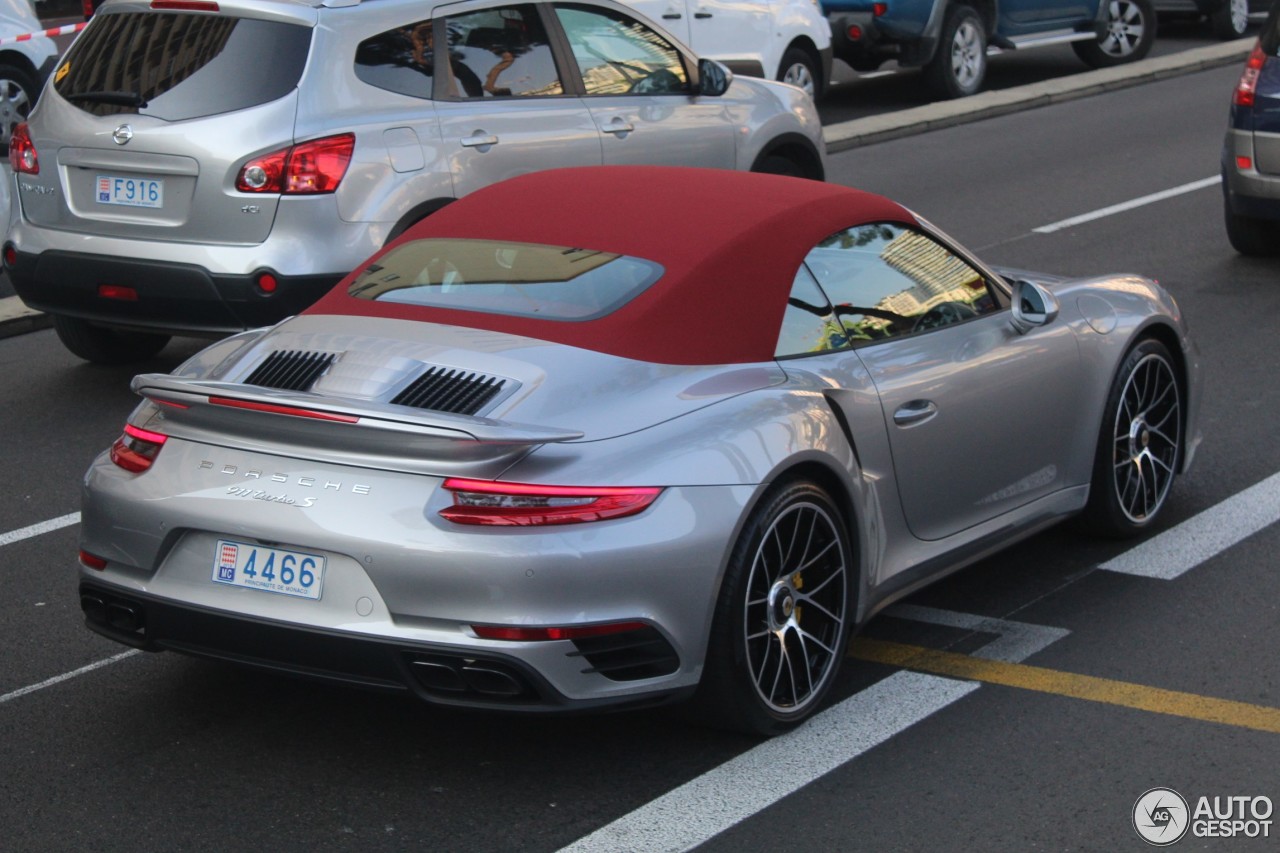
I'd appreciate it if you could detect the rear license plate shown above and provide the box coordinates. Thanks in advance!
[212,540,325,600]
[96,174,164,208]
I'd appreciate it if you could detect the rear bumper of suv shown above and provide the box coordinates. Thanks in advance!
[5,248,342,334]
[1223,131,1280,222]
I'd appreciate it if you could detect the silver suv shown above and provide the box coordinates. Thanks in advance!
[6,0,826,363]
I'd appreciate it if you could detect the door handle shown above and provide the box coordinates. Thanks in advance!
[663,12,682,18]
[460,132,499,149]
[600,120,635,136]
[694,11,712,18]
[893,400,938,427]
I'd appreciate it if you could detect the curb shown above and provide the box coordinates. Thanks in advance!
[0,295,53,339]
[822,38,1252,152]
[0,39,1255,342]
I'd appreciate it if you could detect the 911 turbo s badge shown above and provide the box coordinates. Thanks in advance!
[201,460,372,496]
[226,486,317,507]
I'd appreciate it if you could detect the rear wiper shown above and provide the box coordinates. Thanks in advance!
[64,90,149,108]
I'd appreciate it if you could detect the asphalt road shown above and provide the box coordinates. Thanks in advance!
[2,59,1279,853]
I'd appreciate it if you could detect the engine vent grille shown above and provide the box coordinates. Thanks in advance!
[244,350,338,392]
[391,367,506,416]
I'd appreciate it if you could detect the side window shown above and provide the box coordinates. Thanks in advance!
[775,265,850,358]
[355,19,435,99]
[437,6,564,99]
[804,223,997,344]
[554,4,689,96]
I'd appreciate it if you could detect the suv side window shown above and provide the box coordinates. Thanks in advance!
[355,19,436,99]
[775,265,849,358]
[437,6,564,99]
[804,223,998,344]
[554,4,689,95]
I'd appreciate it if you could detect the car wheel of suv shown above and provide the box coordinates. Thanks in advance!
[1073,0,1155,67]
[924,6,987,99]
[777,46,821,100]
[1210,0,1249,40]
[691,480,854,735]
[0,63,38,153]
[53,316,171,364]
[1224,199,1280,256]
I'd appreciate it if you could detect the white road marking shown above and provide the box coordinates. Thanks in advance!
[1032,176,1221,234]
[886,604,1070,662]
[0,512,81,548]
[558,608,1065,853]
[1102,470,1280,579]
[557,672,979,853]
[0,650,141,706]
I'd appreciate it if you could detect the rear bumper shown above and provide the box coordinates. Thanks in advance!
[828,12,936,70]
[4,247,341,334]
[1223,132,1280,222]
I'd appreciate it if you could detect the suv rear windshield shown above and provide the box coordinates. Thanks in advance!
[348,239,664,321]
[54,11,311,120]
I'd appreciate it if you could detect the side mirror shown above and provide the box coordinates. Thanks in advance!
[1009,279,1059,335]
[696,59,733,97]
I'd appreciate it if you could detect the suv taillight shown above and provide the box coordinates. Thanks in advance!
[236,133,355,195]
[1235,42,1268,108]
[9,123,37,174]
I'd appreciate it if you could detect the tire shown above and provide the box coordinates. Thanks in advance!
[691,480,855,735]
[1072,0,1155,68]
[1224,196,1280,256]
[924,6,987,99]
[53,315,171,365]
[0,62,38,154]
[1080,339,1181,538]
[1210,0,1249,40]
[777,46,821,101]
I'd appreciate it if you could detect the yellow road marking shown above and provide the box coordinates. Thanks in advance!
[850,638,1280,735]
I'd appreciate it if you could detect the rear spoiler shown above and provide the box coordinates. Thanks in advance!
[130,373,582,474]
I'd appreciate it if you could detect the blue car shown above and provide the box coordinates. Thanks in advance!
[1222,5,1280,255]
[825,0,1156,98]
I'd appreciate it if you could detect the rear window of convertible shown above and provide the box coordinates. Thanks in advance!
[347,239,664,321]
[54,11,311,120]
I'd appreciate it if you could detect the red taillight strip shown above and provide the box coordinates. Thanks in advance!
[1235,42,1267,108]
[150,0,220,10]
[123,423,169,445]
[110,424,169,473]
[472,621,650,641]
[440,478,662,526]
[79,550,108,571]
[208,397,360,423]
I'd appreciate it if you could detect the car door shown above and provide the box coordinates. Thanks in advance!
[804,222,1088,543]
[686,0,772,74]
[552,2,737,168]
[430,2,602,199]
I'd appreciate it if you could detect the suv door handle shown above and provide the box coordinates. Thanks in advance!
[893,400,938,427]
[600,119,635,136]
[694,11,712,18]
[460,132,499,149]
[663,12,682,18]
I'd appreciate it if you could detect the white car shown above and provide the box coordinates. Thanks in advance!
[621,0,831,98]
[0,0,58,150]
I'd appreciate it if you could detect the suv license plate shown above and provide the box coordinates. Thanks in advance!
[96,175,164,209]
[212,540,325,600]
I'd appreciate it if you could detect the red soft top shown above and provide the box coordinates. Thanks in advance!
[306,166,917,365]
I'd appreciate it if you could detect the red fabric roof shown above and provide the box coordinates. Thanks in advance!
[306,166,917,365]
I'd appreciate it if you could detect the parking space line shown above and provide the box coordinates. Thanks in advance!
[0,512,80,548]
[557,672,979,853]
[886,603,1070,662]
[1031,176,1220,234]
[1101,470,1280,579]
[851,639,1280,734]
[0,650,140,706]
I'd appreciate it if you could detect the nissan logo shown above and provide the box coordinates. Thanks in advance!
[112,125,133,145]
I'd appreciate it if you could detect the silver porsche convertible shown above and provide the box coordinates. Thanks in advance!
[78,167,1202,734]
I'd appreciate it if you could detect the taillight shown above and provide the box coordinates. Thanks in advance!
[82,0,93,18]
[472,621,650,641]
[150,0,220,10]
[439,479,662,526]
[79,550,108,570]
[9,123,37,174]
[1235,42,1268,108]
[109,424,168,473]
[872,2,887,14]
[237,133,355,194]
